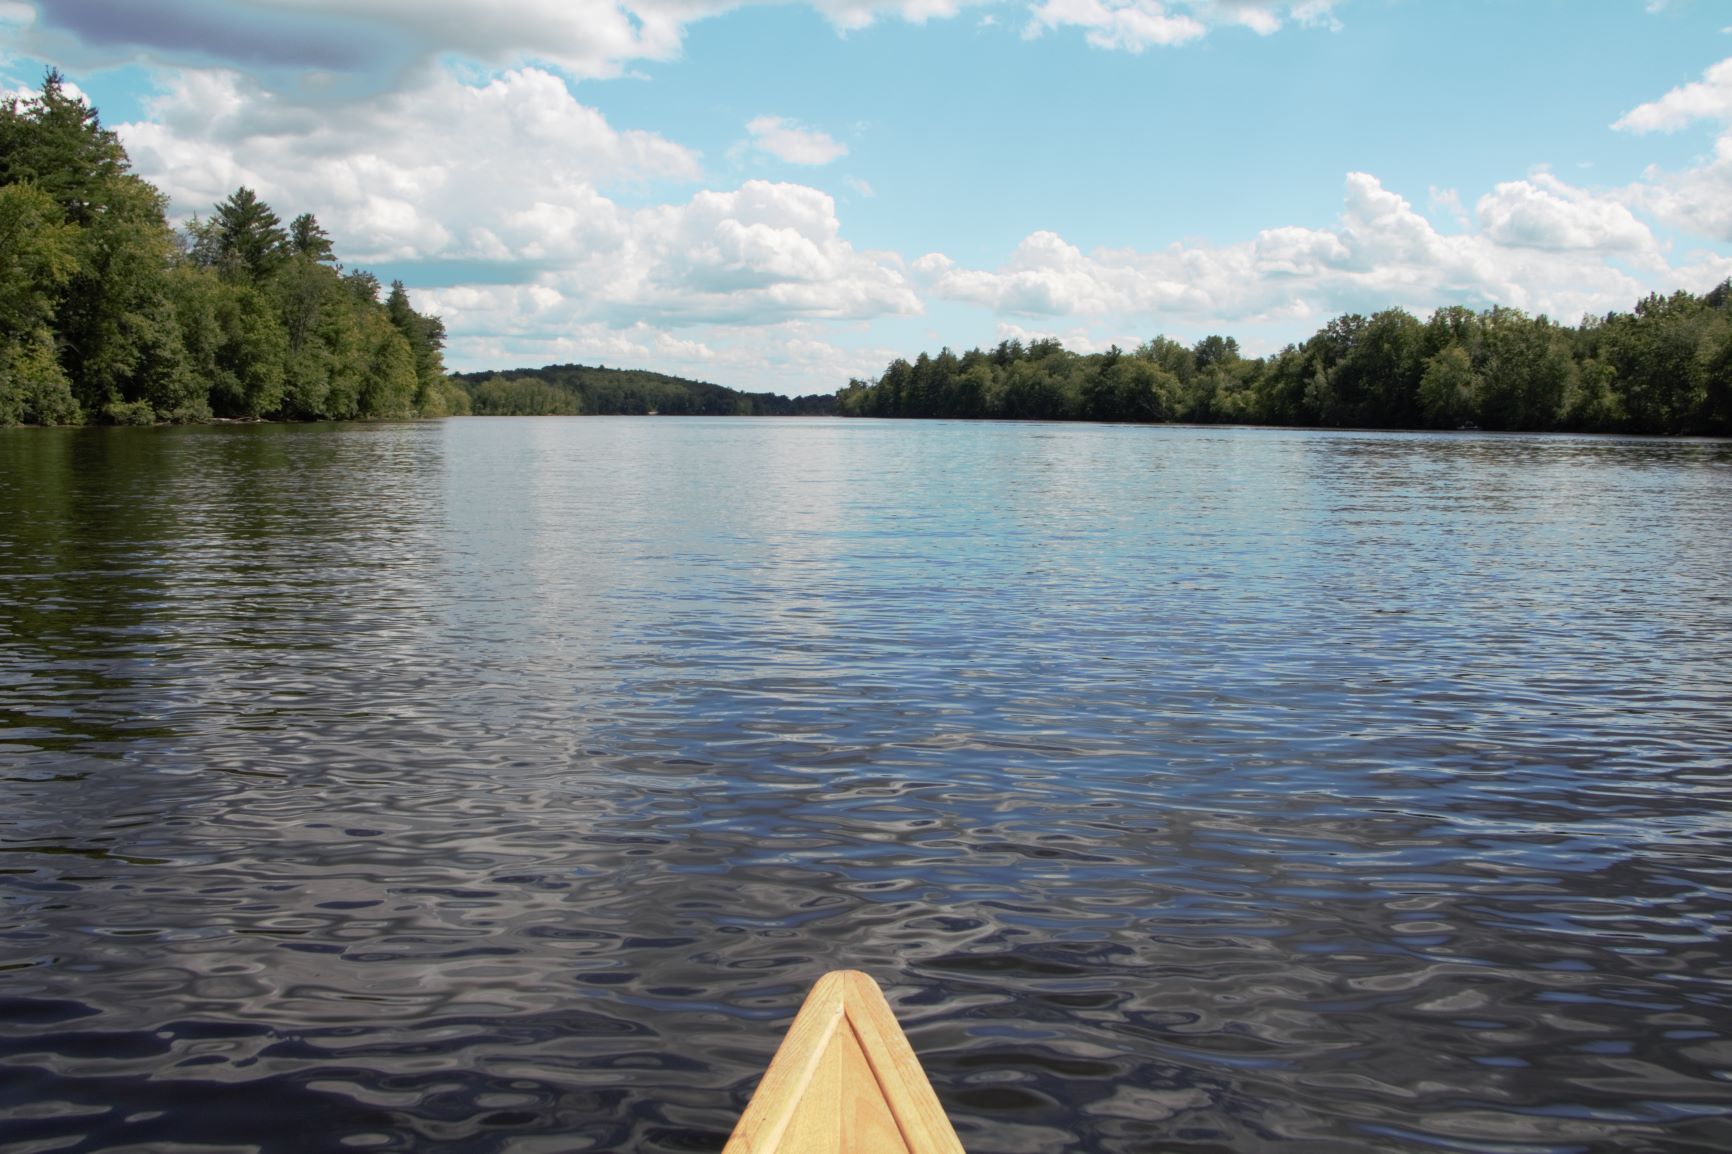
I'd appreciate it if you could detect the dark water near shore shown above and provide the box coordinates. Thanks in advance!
[2,417,1731,1154]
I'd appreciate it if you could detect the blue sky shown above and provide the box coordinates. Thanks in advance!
[4,0,1732,393]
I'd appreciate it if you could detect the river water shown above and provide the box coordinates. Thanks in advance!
[2,417,1730,1153]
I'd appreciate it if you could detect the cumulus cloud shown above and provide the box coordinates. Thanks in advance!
[116,66,916,333]
[1613,56,1732,242]
[915,172,1654,327]
[624,182,919,321]
[1026,0,1338,51]
[1626,138,1732,242]
[1475,172,1660,262]
[745,116,848,165]
[120,66,698,262]
[1614,56,1732,133]
[368,180,918,329]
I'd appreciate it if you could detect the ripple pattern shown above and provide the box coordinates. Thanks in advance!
[1,419,1730,1153]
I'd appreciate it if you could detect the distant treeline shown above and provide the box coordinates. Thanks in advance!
[449,363,837,417]
[0,71,464,426]
[839,288,1732,436]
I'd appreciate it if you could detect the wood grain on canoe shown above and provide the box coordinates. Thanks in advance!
[723,970,967,1154]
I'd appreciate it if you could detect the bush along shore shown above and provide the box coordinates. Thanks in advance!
[1,71,463,427]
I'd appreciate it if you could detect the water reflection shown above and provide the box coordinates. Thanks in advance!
[2,419,1730,1152]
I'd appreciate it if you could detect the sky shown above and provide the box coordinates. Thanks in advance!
[3,1,1732,395]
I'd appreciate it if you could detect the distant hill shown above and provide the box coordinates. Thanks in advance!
[448,364,837,416]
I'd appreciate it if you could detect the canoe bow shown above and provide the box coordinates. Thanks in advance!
[723,970,967,1154]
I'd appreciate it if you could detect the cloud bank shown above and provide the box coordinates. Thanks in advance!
[1615,55,1732,243]
[913,172,1685,333]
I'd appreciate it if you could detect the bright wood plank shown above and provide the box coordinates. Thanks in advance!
[839,971,966,1154]
[781,1010,845,1154]
[838,1016,914,1153]
[724,971,848,1154]
[722,970,966,1154]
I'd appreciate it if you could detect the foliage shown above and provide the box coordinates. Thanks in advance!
[0,70,451,427]
[839,290,1732,436]
[0,181,81,423]
[465,375,583,416]
[449,364,838,417]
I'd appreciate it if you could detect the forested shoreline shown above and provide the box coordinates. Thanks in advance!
[0,72,462,427]
[5,70,1732,437]
[838,287,1732,436]
[450,364,836,416]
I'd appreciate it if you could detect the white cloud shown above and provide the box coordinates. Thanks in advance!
[1614,56,1732,133]
[1428,185,1466,226]
[1288,0,1340,29]
[916,172,1654,327]
[1025,0,1206,50]
[1626,137,1732,242]
[1475,173,1660,262]
[745,115,849,166]
[117,64,916,336]
[120,66,698,262]
[626,182,918,320]
[1612,56,1732,242]
[410,181,918,331]
[1025,0,1339,51]
[808,0,982,33]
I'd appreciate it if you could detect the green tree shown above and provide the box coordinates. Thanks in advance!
[0,181,82,425]
[1417,343,1478,428]
[169,267,286,418]
[211,187,288,283]
[385,279,448,413]
[0,181,78,339]
[0,70,126,226]
[1192,334,1240,371]
[1474,308,1570,431]
[288,212,336,264]
[356,307,418,418]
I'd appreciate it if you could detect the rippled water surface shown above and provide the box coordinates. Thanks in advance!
[3,418,1731,1154]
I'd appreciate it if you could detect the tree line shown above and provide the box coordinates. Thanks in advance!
[450,363,837,416]
[837,289,1732,436]
[0,71,465,426]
